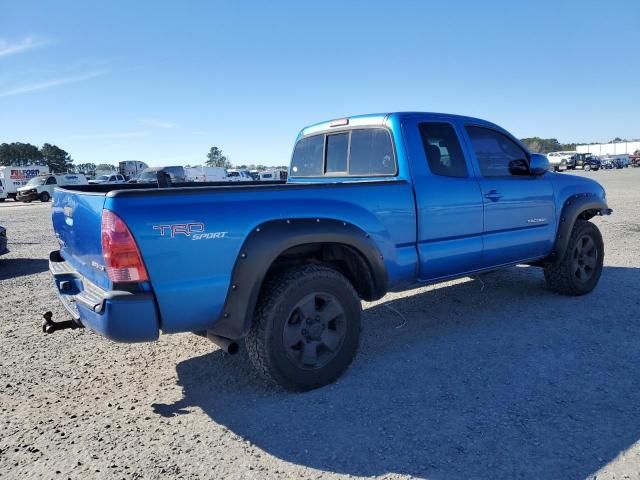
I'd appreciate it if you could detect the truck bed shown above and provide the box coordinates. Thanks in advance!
[52,178,417,338]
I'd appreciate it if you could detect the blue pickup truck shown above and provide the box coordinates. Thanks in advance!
[48,112,611,390]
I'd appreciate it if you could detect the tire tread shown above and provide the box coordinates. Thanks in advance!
[544,219,604,296]
[246,263,360,391]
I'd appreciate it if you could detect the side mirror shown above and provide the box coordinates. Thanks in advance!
[529,153,550,176]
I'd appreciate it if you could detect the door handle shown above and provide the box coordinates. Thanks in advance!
[484,190,503,202]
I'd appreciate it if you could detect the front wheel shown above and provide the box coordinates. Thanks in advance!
[39,192,50,202]
[544,219,604,295]
[246,264,361,391]
[584,164,591,171]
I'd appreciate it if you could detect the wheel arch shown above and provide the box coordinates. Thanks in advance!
[208,218,388,339]
[548,193,611,262]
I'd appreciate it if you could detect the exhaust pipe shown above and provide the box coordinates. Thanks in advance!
[206,332,240,355]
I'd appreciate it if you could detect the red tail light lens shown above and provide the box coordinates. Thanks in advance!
[101,209,148,282]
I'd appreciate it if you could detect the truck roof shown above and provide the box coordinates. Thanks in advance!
[299,112,501,138]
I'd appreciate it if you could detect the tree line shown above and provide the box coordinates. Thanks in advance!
[0,142,74,173]
[520,137,640,154]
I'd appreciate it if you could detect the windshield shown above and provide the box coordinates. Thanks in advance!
[97,175,109,181]
[26,177,47,186]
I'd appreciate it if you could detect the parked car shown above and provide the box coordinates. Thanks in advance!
[0,225,7,256]
[630,155,640,167]
[88,174,126,185]
[573,153,600,171]
[17,174,88,202]
[129,166,187,184]
[226,169,254,181]
[47,112,611,391]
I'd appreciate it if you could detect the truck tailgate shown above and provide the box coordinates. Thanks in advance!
[52,188,110,290]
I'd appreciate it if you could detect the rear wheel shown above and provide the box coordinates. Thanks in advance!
[39,192,50,202]
[246,264,361,391]
[544,219,604,295]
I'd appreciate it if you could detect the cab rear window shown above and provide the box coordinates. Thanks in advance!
[290,128,396,177]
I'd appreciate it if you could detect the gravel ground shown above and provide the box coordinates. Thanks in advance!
[1,169,639,480]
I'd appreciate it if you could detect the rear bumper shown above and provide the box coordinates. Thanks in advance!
[49,250,160,342]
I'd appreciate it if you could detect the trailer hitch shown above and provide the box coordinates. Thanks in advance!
[41,311,84,334]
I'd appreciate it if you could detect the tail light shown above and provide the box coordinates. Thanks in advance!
[101,209,148,282]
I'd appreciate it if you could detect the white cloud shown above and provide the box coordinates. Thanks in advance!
[0,36,48,58]
[139,119,178,129]
[68,131,150,140]
[0,70,109,98]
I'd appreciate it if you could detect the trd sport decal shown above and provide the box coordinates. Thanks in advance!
[153,222,228,240]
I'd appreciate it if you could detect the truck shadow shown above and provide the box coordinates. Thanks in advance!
[153,266,640,479]
[0,258,49,280]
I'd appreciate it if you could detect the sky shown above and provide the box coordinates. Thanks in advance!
[1,0,639,167]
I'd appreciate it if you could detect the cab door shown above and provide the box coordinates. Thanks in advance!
[402,116,484,281]
[461,125,556,267]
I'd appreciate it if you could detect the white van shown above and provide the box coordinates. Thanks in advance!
[259,169,288,181]
[0,178,7,201]
[16,174,88,202]
[226,169,253,182]
[185,166,228,182]
[0,165,50,200]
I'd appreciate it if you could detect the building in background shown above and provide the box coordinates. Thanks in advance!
[577,141,640,155]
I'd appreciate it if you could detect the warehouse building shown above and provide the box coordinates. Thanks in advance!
[577,141,640,155]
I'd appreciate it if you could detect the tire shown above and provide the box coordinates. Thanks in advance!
[584,164,591,171]
[39,192,50,202]
[544,219,604,295]
[0,198,5,202]
[246,264,362,391]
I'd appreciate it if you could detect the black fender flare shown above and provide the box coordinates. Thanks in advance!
[548,193,611,262]
[208,218,388,339]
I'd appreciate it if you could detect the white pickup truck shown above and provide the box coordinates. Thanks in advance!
[546,151,576,172]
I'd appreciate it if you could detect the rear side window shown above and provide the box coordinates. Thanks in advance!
[291,135,324,176]
[466,126,528,177]
[325,133,349,173]
[291,128,395,177]
[419,122,468,177]
[349,129,395,175]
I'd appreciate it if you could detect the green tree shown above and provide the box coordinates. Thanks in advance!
[206,146,232,168]
[41,143,73,173]
[520,138,576,154]
[75,163,97,175]
[0,142,44,166]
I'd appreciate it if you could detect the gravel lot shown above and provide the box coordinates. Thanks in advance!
[1,169,639,480]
